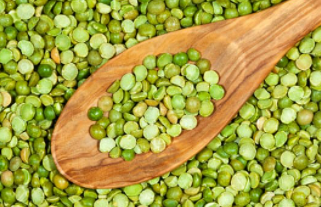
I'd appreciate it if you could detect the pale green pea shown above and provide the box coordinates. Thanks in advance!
[18,40,34,57]
[134,15,148,29]
[180,115,197,130]
[131,91,147,102]
[263,118,279,133]
[115,44,126,55]
[279,199,295,207]
[37,79,53,94]
[231,172,248,191]
[120,73,136,91]
[182,81,194,96]
[236,124,253,138]
[300,176,317,185]
[254,88,270,99]
[239,103,255,120]
[143,55,156,69]
[280,73,297,86]
[47,28,61,36]
[74,43,89,58]
[312,42,321,56]
[0,127,12,143]
[275,131,287,147]
[178,173,193,189]
[218,192,234,207]
[159,133,171,145]
[18,59,34,74]
[164,176,178,187]
[123,184,143,197]
[239,137,255,146]
[71,0,88,13]
[280,107,297,124]
[196,82,209,92]
[167,124,182,137]
[55,34,71,51]
[121,20,135,33]
[31,188,44,205]
[259,133,275,150]
[97,3,111,14]
[20,103,35,121]
[213,2,223,14]
[94,199,109,207]
[272,85,288,98]
[296,54,312,70]
[265,73,279,86]
[2,149,12,160]
[127,39,139,49]
[153,86,166,101]
[310,71,321,87]
[119,135,136,149]
[143,124,159,140]
[73,27,90,43]
[124,121,139,134]
[17,3,35,20]
[40,95,54,106]
[60,50,74,64]
[199,100,214,117]
[204,70,219,85]
[157,53,172,68]
[54,15,71,28]
[113,89,124,104]
[171,94,186,110]
[166,86,182,96]
[30,35,45,49]
[111,0,121,10]
[139,189,155,206]
[144,107,160,124]
[113,194,129,207]
[312,27,321,42]
[20,169,31,186]
[90,34,108,49]
[257,99,272,109]
[209,84,225,100]
[107,123,117,139]
[280,151,295,168]
[99,43,115,59]
[129,0,138,6]
[299,37,315,53]
[184,64,200,81]
[287,47,300,60]
[279,174,295,191]
[0,49,13,64]
[133,65,148,82]
[150,137,166,153]
[99,138,116,153]
[16,185,29,204]
[239,143,256,160]
[62,63,78,81]
[170,75,185,87]
[171,8,184,19]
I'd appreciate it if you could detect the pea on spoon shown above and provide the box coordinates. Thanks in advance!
[52,0,321,189]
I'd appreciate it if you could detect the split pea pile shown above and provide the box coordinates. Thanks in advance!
[1,0,321,207]
[87,49,225,161]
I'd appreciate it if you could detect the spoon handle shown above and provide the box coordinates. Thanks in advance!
[204,0,321,119]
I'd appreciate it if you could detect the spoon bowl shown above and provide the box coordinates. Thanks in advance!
[52,0,321,189]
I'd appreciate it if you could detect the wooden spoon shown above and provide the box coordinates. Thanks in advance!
[52,0,321,189]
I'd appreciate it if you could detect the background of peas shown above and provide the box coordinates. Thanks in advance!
[2,0,321,206]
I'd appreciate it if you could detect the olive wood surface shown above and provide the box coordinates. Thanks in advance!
[52,0,321,188]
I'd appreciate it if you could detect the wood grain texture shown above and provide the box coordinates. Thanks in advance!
[51,0,321,189]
